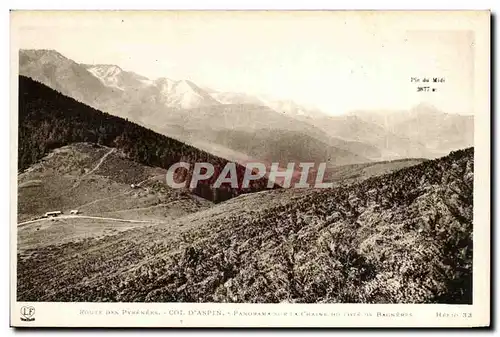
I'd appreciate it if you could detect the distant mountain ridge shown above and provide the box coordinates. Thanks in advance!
[19,49,125,112]
[349,103,474,156]
[19,49,474,163]
[19,49,373,167]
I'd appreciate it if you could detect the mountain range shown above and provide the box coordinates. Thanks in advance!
[19,49,474,166]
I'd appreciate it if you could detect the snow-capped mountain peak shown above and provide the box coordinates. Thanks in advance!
[155,77,177,94]
[175,80,198,94]
[85,64,125,91]
[168,80,220,109]
[148,77,219,109]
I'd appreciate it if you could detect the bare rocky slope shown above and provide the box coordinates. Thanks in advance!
[18,148,473,304]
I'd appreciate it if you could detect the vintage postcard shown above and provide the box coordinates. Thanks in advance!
[10,10,490,328]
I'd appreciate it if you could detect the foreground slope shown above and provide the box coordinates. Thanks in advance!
[324,158,427,185]
[18,148,473,304]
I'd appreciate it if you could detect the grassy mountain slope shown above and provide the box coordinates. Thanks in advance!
[18,148,473,304]
[18,143,212,223]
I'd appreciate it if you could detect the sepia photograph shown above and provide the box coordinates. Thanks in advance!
[9,10,490,328]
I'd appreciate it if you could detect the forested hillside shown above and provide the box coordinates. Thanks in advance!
[18,76,274,202]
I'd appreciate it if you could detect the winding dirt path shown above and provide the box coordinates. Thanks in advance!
[72,148,116,188]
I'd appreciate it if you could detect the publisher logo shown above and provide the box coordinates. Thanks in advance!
[20,306,35,322]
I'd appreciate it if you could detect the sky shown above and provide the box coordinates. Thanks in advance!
[12,11,476,115]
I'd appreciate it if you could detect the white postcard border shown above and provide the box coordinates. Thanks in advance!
[9,10,491,328]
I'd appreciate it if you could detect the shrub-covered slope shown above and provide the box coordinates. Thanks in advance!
[18,148,473,304]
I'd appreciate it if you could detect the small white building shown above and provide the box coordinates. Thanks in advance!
[70,210,79,215]
[44,211,62,218]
